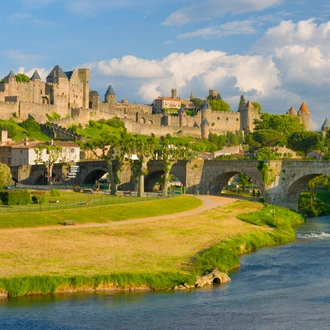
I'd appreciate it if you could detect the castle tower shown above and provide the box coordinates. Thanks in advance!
[89,90,100,110]
[30,70,41,81]
[171,88,177,99]
[105,85,116,112]
[46,65,69,105]
[286,106,297,116]
[200,100,211,139]
[5,70,17,96]
[240,101,259,134]
[30,70,43,104]
[178,106,187,127]
[297,102,310,131]
[190,91,194,100]
[78,68,90,109]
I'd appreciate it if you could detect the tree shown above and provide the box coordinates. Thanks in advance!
[288,131,321,157]
[129,135,158,197]
[238,172,249,190]
[238,95,246,112]
[254,113,305,139]
[34,143,65,185]
[208,99,231,112]
[0,162,13,188]
[256,147,280,160]
[82,132,132,194]
[252,129,287,147]
[157,135,197,196]
[252,102,262,114]
[192,98,204,110]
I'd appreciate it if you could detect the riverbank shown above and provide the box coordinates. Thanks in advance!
[0,196,305,297]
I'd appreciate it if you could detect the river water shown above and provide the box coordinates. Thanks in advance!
[1,215,330,330]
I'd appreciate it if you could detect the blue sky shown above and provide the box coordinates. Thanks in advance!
[1,0,330,129]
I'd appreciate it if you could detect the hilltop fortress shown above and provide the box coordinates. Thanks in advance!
[0,65,311,138]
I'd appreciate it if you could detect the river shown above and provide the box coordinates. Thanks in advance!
[1,215,330,330]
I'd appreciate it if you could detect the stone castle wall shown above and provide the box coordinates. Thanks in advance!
[0,101,18,119]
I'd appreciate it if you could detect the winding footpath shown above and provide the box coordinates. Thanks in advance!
[0,195,240,233]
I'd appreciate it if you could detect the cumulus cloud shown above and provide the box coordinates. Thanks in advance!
[163,0,281,26]
[178,20,257,38]
[82,49,280,105]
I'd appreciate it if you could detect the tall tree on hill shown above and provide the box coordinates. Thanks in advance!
[208,99,231,112]
[238,95,246,112]
[157,135,197,196]
[82,131,132,195]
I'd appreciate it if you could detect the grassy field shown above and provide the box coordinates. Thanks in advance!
[0,195,202,228]
[0,197,305,297]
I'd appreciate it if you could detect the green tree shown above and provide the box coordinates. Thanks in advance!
[256,147,280,160]
[34,144,65,185]
[288,131,321,157]
[82,132,132,194]
[192,98,204,110]
[254,113,305,138]
[129,135,158,197]
[19,118,40,132]
[157,135,197,196]
[0,162,14,188]
[252,102,262,114]
[208,99,231,112]
[15,73,30,82]
[238,95,246,112]
[252,129,287,147]
[238,172,249,190]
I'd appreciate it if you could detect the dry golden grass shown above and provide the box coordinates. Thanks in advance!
[0,200,266,278]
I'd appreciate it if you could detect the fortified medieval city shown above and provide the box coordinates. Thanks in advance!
[0,64,312,139]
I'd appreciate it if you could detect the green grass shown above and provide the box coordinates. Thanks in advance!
[0,201,306,297]
[193,203,305,274]
[0,195,203,229]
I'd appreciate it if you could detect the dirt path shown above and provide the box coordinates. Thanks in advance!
[0,195,239,233]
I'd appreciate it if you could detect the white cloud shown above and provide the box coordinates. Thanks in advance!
[82,49,279,105]
[177,20,257,38]
[163,0,281,26]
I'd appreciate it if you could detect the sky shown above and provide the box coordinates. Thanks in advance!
[1,0,330,129]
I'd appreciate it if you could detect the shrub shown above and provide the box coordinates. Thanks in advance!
[1,190,31,205]
[31,191,46,204]
[50,188,60,197]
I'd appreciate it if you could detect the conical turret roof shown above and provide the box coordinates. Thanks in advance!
[202,118,210,126]
[7,70,15,79]
[30,70,41,80]
[200,100,211,111]
[322,117,330,130]
[286,106,297,116]
[245,101,255,109]
[47,65,67,79]
[178,106,186,116]
[298,102,309,114]
[105,85,115,96]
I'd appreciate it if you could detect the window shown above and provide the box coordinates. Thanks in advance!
[70,148,75,153]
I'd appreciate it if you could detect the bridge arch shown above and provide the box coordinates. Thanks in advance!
[207,170,263,195]
[80,167,108,185]
[285,173,324,210]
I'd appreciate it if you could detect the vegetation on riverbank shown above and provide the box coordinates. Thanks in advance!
[299,191,330,217]
[0,198,305,297]
[193,204,305,273]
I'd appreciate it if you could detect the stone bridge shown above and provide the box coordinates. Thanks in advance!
[11,159,330,211]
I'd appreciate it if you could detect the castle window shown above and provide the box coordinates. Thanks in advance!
[236,118,239,121]
[217,117,220,120]
[226,117,228,121]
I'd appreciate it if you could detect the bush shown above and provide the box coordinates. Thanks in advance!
[31,191,46,204]
[50,188,60,197]
[0,190,31,205]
